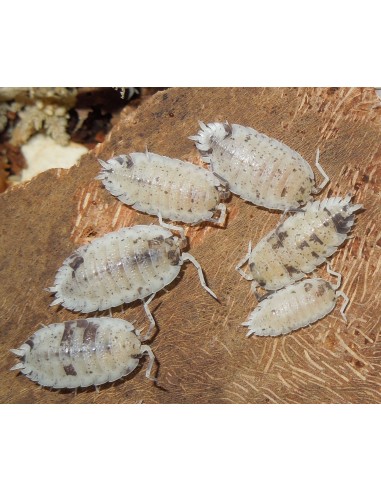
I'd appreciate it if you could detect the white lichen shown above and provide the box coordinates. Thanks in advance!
[0,87,77,146]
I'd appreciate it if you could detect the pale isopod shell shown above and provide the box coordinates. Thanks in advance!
[190,121,329,210]
[10,318,156,389]
[48,225,216,313]
[236,195,362,292]
[242,274,348,337]
[97,152,229,225]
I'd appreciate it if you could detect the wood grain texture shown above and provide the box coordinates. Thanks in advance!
[1,87,380,404]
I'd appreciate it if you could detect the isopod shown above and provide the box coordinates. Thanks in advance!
[48,224,217,315]
[236,195,362,292]
[97,151,230,225]
[190,121,329,210]
[242,263,349,337]
[10,318,156,389]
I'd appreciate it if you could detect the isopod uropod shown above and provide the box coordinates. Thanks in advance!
[190,121,329,210]
[242,263,349,337]
[48,224,217,316]
[236,195,362,292]
[10,318,156,389]
[97,151,230,225]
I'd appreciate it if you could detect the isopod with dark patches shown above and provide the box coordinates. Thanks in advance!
[236,195,362,292]
[48,224,217,316]
[190,121,329,210]
[97,151,230,225]
[10,318,156,389]
[242,263,349,337]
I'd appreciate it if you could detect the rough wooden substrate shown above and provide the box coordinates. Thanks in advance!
[1,88,380,404]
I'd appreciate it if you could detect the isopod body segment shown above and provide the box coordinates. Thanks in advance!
[242,264,349,337]
[236,195,362,292]
[48,224,217,314]
[97,151,230,225]
[10,318,156,389]
[190,121,329,210]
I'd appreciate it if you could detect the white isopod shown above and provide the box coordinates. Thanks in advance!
[48,224,217,316]
[10,318,156,389]
[97,151,230,225]
[242,263,349,337]
[190,121,329,210]
[236,195,362,293]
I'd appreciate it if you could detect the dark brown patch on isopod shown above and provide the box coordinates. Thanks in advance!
[277,230,288,242]
[304,282,313,292]
[200,149,213,157]
[311,251,320,258]
[271,239,284,250]
[121,155,134,168]
[148,235,164,248]
[61,322,75,343]
[316,283,326,297]
[272,229,288,249]
[281,187,287,197]
[285,265,300,275]
[23,339,34,351]
[69,255,84,272]
[331,213,353,234]
[222,122,233,138]
[134,252,151,264]
[114,156,125,165]
[299,186,306,194]
[298,240,309,250]
[309,233,323,245]
[167,249,180,266]
[76,319,89,328]
[63,364,77,376]
[83,321,98,345]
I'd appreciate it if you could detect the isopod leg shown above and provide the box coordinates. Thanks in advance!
[141,345,157,381]
[141,293,156,341]
[181,252,218,300]
[336,290,349,323]
[207,203,227,227]
[326,262,342,290]
[313,148,330,193]
[158,212,186,243]
[235,241,253,281]
[213,172,230,188]
[216,203,227,227]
